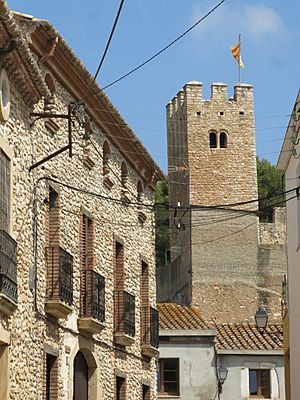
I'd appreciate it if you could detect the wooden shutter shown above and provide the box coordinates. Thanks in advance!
[0,150,10,232]
[271,369,279,399]
[241,368,249,398]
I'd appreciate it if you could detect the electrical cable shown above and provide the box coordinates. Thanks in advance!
[88,136,138,199]
[85,0,227,94]
[177,193,296,248]
[82,0,125,101]
[84,105,292,122]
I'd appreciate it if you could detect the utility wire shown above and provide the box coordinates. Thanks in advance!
[96,0,227,91]
[35,174,298,213]
[82,0,125,101]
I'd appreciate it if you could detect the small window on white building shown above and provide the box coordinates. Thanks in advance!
[241,368,279,399]
[158,358,179,396]
[249,369,270,398]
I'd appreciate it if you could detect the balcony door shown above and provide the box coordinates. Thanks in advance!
[73,351,88,400]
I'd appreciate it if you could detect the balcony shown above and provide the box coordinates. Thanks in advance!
[0,230,17,315]
[78,270,105,334]
[114,290,135,346]
[45,247,73,318]
[141,306,159,357]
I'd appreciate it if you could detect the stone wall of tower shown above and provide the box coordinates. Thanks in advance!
[185,82,258,208]
[161,81,287,324]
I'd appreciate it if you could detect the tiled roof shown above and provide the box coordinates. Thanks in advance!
[157,303,212,330]
[158,303,283,351]
[216,323,283,351]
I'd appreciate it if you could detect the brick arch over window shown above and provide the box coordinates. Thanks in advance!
[44,73,56,113]
[209,131,217,148]
[137,180,143,202]
[103,141,111,176]
[45,73,55,95]
[220,131,228,148]
[121,161,128,188]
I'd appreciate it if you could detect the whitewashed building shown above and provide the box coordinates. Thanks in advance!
[158,303,285,400]
[277,89,300,400]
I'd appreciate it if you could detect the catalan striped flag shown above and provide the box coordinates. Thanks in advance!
[231,40,244,68]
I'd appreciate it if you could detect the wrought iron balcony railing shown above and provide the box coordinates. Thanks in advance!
[0,230,17,303]
[80,270,105,322]
[115,290,135,337]
[46,247,73,306]
[141,306,159,349]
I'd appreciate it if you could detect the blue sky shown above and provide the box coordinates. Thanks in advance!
[7,0,300,171]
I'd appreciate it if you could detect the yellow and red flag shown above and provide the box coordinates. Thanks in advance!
[231,41,244,68]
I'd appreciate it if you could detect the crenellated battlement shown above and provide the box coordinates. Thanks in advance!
[166,81,253,118]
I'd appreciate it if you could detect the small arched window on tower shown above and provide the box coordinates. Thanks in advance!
[209,131,217,148]
[219,131,228,148]
[103,141,110,176]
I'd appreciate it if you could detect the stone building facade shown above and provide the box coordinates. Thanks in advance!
[157,81,286,323]
[0,3,161,399]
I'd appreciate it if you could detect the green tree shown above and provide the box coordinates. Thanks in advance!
[155,178,170,268]
[257,157,284,222]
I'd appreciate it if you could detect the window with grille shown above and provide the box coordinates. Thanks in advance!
[249,369,271,398]
[0,150,10,233]
[158,358,179,396]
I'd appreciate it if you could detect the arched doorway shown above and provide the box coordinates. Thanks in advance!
[73,350,88,400]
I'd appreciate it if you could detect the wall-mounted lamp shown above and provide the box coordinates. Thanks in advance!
[255,306,268,329]
[217,365,228,394]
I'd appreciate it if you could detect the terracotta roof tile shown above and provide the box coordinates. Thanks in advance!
[157,303,211,330]
[216,323,283,351]
[158,303,283,351]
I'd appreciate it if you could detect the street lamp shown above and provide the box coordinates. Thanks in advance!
[255,306,268,329]
[217,365,228,394]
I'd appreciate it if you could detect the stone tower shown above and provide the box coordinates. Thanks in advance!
[157,82,286,324]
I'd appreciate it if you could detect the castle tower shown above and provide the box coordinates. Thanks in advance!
[161,82,286,323]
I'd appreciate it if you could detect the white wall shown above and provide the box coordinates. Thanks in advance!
[159,342,217,400]
[159,340,285,400]
[219,354,285,400]
[285,150,300,400]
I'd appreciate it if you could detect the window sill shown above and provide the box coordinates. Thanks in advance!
[158,395,180,399]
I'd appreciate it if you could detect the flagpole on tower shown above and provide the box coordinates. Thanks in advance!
[238,34,241,83]
[231,35,244,84]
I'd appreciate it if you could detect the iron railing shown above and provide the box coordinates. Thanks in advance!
[141,306,159,348]
[46,247,73,306]
[0,230,17,303]
[81,270,105,322]
[115,290,135,337]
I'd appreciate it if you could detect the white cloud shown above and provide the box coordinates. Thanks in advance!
[246,5,285,39]
[191,3,286,42]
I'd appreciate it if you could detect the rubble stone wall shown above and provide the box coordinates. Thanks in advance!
[0,64,157,399]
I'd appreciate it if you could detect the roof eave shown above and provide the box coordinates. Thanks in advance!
[277,89,300,172]
[27,21,164,189]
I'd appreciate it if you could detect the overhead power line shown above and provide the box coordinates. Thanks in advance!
[82,0,126,101]
[93,0,227,92]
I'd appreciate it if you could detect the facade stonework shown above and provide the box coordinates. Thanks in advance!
[157,81,287,323]
[0,4,161,399]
